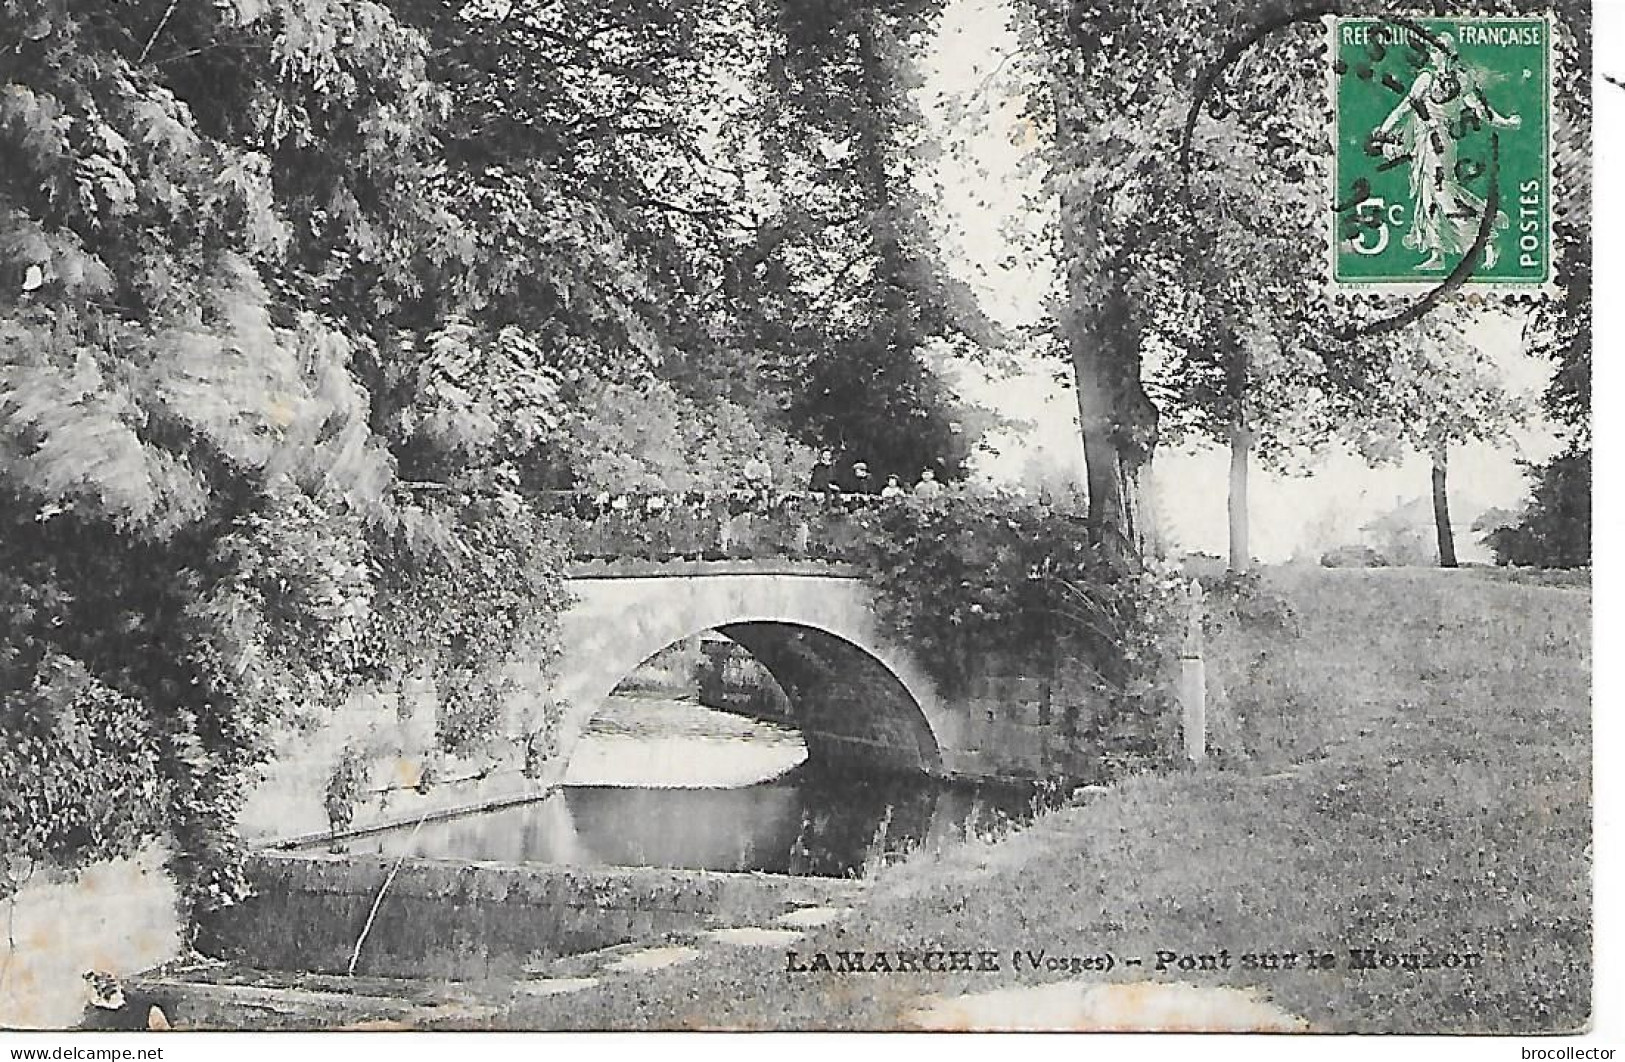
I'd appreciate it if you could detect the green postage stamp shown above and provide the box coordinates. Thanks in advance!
[1332,15,1551,287]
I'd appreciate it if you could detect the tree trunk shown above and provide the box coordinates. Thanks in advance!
[1224,326,1251,572]
[1054,81,1158,565]
[1228,424,1253,571]
[1431,443,1458,568]
[1067,289,1159,564]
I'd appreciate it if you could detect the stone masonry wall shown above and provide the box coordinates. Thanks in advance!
[201,852,855,981]
[238,661,555,847]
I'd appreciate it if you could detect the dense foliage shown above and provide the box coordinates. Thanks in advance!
[0,0,594,918]
[1493,12,1591,571]
[0,656,164,891]
[362,484,570,758]
[724,0,1005,481]
[855,489,1186,767]
[551,377,815,493]
[1487,447,1590,570]
[0,0,1006,926]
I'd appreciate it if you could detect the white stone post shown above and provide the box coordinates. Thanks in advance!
[1179,578,1207,763]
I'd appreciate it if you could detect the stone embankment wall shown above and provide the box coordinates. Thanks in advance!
[950,670,1050,780]
[201,852,857,980]
[237,660,557,847]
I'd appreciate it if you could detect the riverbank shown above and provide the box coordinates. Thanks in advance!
[456,566,1589,1033]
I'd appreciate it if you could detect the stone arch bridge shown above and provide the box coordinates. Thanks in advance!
[553,559,958,776]
[243,557,1079,846]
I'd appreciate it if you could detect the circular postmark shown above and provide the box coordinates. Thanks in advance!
[1180,7,1553,338]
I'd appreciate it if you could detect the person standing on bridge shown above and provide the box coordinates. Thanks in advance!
[842,460,873,495]
[807,449,838,494]
[743,447,773,492]
[914,468,944,500]
[743,447,773,512]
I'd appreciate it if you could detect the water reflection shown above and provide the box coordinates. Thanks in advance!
[336,695,1033,877]
[340,767,1031,877]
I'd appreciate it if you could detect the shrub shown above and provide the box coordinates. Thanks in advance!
[1202,569,1299,636]
[0,659,165,898]
[0,477,573,923]
[361,482,572,760]
[1487,446,1590,569]
[1320,544,1388,568]
[852,488,1185,769]
[322,745,373,836]
[558,377,814,493]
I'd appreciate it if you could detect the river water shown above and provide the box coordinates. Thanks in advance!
[339,695,1032,878]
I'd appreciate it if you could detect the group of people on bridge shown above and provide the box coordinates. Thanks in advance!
[741,447,945,501]
[553,450,957,563]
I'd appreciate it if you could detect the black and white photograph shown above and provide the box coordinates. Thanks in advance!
[0,0,1608,1045]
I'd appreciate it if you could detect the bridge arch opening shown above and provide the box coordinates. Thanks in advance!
[529,568,1018,874]
[554,623,981,877]
[581,621,945,782]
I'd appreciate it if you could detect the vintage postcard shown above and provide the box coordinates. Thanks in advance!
[0,0,1600,1045]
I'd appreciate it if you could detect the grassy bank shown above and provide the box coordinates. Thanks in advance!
[470,567,1592,1033]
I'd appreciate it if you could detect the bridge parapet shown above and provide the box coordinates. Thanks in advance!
[542,491,899,564]
[566,557,861,579]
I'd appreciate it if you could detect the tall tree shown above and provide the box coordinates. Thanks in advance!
[1135,145,1370,571]
[374,0,767,483]
[1007,1,1336,561]
[722,0,1004,481]
[1340,314,1529,567]
[383,0,1001,488]
[0,0,458,912]
[1495,0,1591,567]
[1,0,746,912]
[1003,0,1586,566]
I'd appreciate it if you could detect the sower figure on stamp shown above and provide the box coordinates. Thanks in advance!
[1372,33,1521,272]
